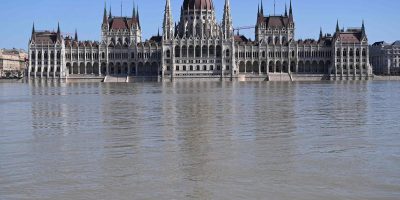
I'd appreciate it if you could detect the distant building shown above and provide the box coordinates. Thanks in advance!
[28,0,372,81]
[0,49,27,78]
[370,41,400,75]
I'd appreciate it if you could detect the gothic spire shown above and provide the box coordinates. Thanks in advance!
[285,3,288,16]
[319,27,323,40]
[32,22,35,35]
[136,5,141,29]
[163,0,173,40]
[222,0,233,39]
[57,22,62,41]
[361,20,366,38]
[74,29,78,41]
[109,5,112,18]
[103,2,108,24]
[31,22,36,41]
[260,0,264,15]
[132,0,136,18]
[289,0,293,21]
[336,20,340,33]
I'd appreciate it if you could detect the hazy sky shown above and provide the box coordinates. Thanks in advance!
[1,0,399,50]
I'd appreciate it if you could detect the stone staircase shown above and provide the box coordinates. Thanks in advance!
[103,76,128,83]
[267,73,292,81]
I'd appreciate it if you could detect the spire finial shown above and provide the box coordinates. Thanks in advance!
[319,27,323,39]
[74,29,78,41]
[260,0,264,15]
[361,20,366,37]
[336,19,340,33]
[103,1,108,23]
[285,3,288,16]
[132,0,136,18]
[31,22,36,40]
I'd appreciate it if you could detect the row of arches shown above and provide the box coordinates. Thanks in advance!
[66,62,160,76]
[171,45,223,58]
[237,60,332,74]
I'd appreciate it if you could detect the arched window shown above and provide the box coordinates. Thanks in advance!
[275,37,280,44]
[175,46,181,58]
[195,46,201,57]
[226,49,230,57]
[216,46,222,58]
[350,48,354,57]
[282,37,287,44]
[166,50,171,58]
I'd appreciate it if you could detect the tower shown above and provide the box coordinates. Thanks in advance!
[101,2,109,42]
[222,0,233,39]
[163,0,174,40]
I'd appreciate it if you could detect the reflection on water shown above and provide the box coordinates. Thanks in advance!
[0,81,399,200]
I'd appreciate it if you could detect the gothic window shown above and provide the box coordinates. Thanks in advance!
[175,46,181,58]
[356,49,360,57]
[216,46,222,58]
[166,50,171,58]
[350,48,354,57]
[275,37,279,44]
[282,37,287,43]
[209,46,215,56]
[226,49,230,57]
[189,46,194,57]
[195,46,201,57]
[182,46,188,57]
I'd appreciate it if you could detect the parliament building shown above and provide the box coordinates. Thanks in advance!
[28,0,373,81]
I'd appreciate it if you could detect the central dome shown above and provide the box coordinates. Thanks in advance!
[183,0,214,10]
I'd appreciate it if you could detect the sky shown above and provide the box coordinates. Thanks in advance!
[0,0,399,50]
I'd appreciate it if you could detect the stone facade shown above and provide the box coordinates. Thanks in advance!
[370,41,400,75]
[0,49,27,78]
[28,0,373,81]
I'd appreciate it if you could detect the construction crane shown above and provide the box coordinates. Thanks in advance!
[233,26,255,35]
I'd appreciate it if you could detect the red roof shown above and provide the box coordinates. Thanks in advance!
[234,35,249,43]
[338,33,361,43]
[109,17,139,30]
[260,16,291,29]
